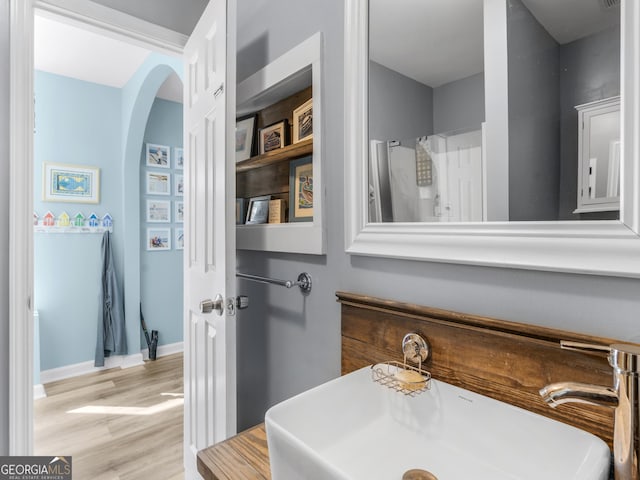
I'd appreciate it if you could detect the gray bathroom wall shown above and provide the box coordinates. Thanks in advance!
[92,0,209,35]
[506,0,560,221]
[369,61,434,143]
[558,25,620,220]
[235,0,640,432]
[432,72,485,134]
[0,0,9,455]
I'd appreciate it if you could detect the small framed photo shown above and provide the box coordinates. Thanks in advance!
[259,120,289,154]
[146,199,171,223]
[174,147,184,169]
[235,114,257,162]
[174,201,184,223]
[146,143,170,168]
[292,98,313,143]
[246,195,271,224]
[236,198,247,225]
[175,228,184,250]
[146,228,171,251]
[174,174,184,197]
[43,163,100,204]
[146,171,171,195]
[289,156,313,222]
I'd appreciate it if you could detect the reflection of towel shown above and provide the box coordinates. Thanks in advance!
[95,231,127,366]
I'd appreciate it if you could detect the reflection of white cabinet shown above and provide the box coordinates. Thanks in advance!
[574,96,620,213]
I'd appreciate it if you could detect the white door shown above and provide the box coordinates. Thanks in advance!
[183,0,236,477]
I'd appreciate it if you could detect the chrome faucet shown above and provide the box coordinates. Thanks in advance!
[540,341,640,480]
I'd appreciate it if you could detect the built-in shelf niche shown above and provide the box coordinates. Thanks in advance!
[236,32,324,255]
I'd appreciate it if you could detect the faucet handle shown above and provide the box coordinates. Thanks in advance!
[560,340,611,355]
[561,340,640,373]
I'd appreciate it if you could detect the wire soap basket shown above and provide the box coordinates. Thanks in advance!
[371,360,432,397]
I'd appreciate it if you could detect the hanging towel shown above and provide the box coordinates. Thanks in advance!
[95,231,127,366]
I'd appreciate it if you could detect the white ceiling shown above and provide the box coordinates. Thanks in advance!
[34,14,183,103]
[370,0,620,88]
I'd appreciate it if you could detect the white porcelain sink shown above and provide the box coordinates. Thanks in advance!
[265,365,610,480]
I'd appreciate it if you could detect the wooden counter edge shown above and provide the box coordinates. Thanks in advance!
[197,424,271,480]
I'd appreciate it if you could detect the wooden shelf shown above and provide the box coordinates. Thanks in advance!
[236,137,312,173]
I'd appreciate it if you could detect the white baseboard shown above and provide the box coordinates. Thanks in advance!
[39,345,183,385]
[142,341,184,361]
[33,384,46,400]
[40,352,145,384]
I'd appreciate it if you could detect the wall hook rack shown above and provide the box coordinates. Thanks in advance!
[236,272,312,294]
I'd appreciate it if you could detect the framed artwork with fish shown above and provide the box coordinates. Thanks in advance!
[289,156,313,222]
[43,162,100,204]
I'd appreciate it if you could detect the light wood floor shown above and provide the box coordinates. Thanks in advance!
[34,353,184,480]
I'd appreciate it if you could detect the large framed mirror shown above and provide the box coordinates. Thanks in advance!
[344,0,640,277]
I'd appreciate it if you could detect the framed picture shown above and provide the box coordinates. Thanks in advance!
[246,195,271,224]
[175,228,184,250]
[289,156,313,222]
[43,163,100,204]
[146,199,171,223]
[259,120,289,154]
[236,198,247,225]
[174,147,184,169]
[146,143,170,168]
[235,114,257,162]
[146,171,171,195]
[174,201,184,223]
[292,98,313,143]
[174,174,184,197]
[146,228,171,251]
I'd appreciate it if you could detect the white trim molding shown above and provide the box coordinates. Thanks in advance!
[39,353,146,385]
[344,0,640,278]
[34,0,188,55]
[9,0,35,456]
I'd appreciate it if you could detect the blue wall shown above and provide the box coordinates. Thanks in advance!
[34,71,122,370]
[140,97,184,348]
[33,71,184,371]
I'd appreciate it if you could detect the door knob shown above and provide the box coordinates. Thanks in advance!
[200,294,224,315]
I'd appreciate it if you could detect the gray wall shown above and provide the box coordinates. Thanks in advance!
[235,0,640,432]
[558,25,620,220]
[507,0,560,221]
[369,61,433,142]
[0,0,9,455]
[433,72,485,134]
[92,0,209,35]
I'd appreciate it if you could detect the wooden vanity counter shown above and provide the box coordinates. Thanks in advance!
[197,424,271,480]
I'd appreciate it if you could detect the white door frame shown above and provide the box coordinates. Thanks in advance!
[8,0,188,455]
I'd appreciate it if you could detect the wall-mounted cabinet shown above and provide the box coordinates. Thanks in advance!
[574,96,620,214]
[235,33,324,254]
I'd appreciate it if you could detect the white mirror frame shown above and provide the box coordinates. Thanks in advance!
[344,0,640,278]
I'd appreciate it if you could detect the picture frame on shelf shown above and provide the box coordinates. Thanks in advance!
[235,114,257,162]
[146,143,170,168]
[175,201,184,223]
[146,228,171,251]
[292,98,313,143]
[174,147,184,169]
[259,119,289,154]
[42,162,100,204]
[146,171,171,195]
[236,198,247,225]
[289,156,313,222]
[246,195,271,224]
[174,174,184,196]
[175,228,184,250]
[146,199,171,223]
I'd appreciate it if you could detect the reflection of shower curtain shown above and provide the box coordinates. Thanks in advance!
[95,231,127,367]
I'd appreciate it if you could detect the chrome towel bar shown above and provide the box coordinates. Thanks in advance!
[236,272,312,294]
